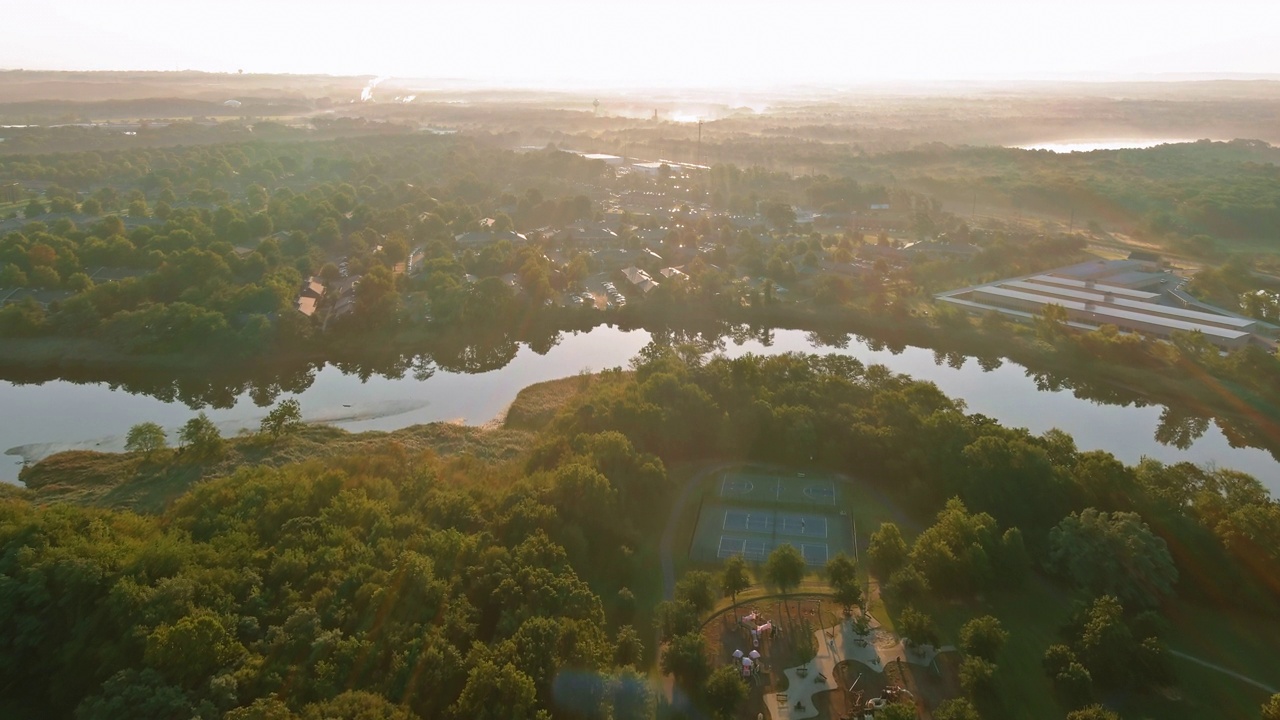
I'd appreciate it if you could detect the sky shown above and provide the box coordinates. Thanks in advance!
[5,0,1279,88]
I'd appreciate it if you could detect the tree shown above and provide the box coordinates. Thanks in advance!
[959,657,998,706]
[355,265,400,325]
[143,612,244,688]
[898,606,938,648]
[76,669,199,720]
[1066,706,1120,720]
[721,555,751,614]
[1263,694,1280,720]
[703,665,748,720]
[1054,662,1094,710]
[763,543,806,616]
[674,570,717,614]
[654,600,700,641]
[24,198,46,218]
[125,422,168,457]
[959,616,1007,662]
[825,553,863,613]
[933,698,981,720]
[0,264,28,287]
[879,703,917,720]
[450,660,539,720]
[888,565,930,603]
[609,668,653,720]
[1049,509,1177,608]
[179,412,224,460]
[614,625,644,667]
[260,398,304,439]
[660,632,709,690]
[868,522,909,579]
[1043,644,1077,677]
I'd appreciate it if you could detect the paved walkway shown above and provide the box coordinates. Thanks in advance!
[1168,649,1278,695]
[659,461,762,600]
[762,615,954,720]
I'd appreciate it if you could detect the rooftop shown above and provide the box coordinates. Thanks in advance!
[971,286,1249,340]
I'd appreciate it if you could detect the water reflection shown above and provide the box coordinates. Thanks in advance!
[0,321,1277,477]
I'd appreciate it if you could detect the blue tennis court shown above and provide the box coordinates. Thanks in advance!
[722,509,829,539]
[716,536,830,566]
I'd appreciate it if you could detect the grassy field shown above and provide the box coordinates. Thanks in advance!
[20,421,538,513]
[501,372,595,430]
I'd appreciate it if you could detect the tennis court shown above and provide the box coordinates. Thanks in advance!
[716,535,831,566]
[722,509,829,539]
[691,502,852,567]
[718,471,837,506]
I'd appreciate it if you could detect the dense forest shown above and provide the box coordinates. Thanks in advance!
[3,348,1278,718]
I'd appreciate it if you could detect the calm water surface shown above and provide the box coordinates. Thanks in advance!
[2,326,1277,493]
[1015,139,1201,153]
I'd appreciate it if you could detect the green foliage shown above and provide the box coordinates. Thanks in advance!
[613,625,644,667]
[720,555,751,609]
[702,665,748,720]
[907,498,1002,598]
[179,412,224,461]
[125,422,168,456]
[879,702,917,720]
[260,398,304,439]
[654,600,700,641]
[1053,662,1094,710]
[959,616,1007,662]
[1061,595,1171,693]
[450,660,539,720]
[1049,508,1177,608]
[898,605,938,648]
[609,668,654,720]
[959,656,999,706]
[1263,694,1280,720]
[1065,705,1120,720]
[825,552,863,612]
[868,522,909,579]
[1043,644,1076,677]
[888,565,931,603]
[660,632,710,690]
[674,570,718,615]
[75,668,208,720]
[763,543,806,597]
[933,698,981,720]
[143,612,245,687]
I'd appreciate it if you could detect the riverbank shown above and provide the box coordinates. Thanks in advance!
[13,373,595,512]
[4,304,1280,487]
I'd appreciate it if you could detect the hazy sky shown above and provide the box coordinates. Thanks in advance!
[7,0,1279,87]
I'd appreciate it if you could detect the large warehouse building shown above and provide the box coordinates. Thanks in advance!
[937,261,1269,350]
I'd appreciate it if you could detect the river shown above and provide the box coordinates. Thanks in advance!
[2,325,1278,493]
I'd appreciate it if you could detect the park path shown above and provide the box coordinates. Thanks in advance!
[1168,649,1278,695]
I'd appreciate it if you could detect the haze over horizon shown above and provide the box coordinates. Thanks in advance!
[6,0,1279,90]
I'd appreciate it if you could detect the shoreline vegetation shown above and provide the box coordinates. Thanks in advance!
[12,374,595,511]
